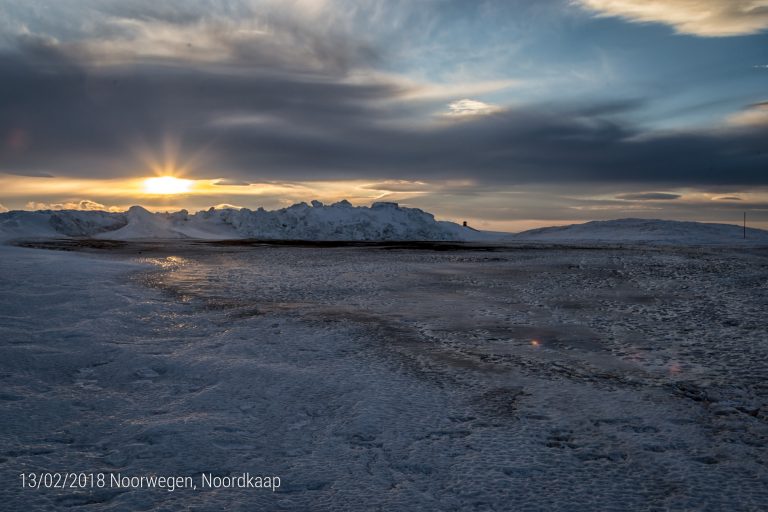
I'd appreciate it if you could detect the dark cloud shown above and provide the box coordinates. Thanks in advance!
[213,179,252,186]
[1,170,55,178]
[0,33,766,188]
[616,192,681,200]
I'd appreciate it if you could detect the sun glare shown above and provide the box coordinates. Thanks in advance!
[143,176,193,195]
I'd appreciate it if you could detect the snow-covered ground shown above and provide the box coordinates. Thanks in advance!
[2,240,767,511]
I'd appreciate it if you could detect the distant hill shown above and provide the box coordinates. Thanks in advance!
[514,218,768,244]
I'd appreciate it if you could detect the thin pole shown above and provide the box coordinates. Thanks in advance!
[744,212,746,239]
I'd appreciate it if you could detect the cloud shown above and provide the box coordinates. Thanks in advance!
[714,196,743,201]
[727,101,768,126]
[2,0,380,74]
[569,204,663,212]
[1,40,766,188]
[24,199,108,211]
[214,179,252,186]
[1,170,55,178]
[575,0,768,37]
[443,99,502,118]
[616,192,681,200]
[391,78,521,102]
[0,203,8,213]
[361,180,430,192]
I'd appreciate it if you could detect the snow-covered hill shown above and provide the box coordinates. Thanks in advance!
[0,201,486,242]
[3,206,765,245]
[515,218,768,244]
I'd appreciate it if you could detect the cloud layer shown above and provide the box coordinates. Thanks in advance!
[616,192,681,201]
[577,0,768,37]
[0,0,766,228]
[1,36,766,188]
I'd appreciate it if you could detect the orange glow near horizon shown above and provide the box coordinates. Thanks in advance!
[2,172,768,232]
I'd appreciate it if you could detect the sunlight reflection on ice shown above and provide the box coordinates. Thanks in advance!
[141,255,190,269]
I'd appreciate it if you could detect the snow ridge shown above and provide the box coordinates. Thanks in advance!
[0,201,473,241]
[3,206,766,244]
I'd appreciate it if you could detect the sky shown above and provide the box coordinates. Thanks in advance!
[0,0,767,231]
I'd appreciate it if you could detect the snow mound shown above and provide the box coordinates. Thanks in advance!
[197,201,475,241]
[0,210,127,240]
[515,218,768,244]
[99,206,192,240]
[0,202,480,241]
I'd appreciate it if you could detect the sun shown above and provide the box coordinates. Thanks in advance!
[143,176,193,195]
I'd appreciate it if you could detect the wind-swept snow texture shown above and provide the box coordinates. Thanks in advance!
[0,201,484,241]
[515,218,768,244]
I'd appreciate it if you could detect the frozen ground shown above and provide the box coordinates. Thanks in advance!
[1,240,767,511]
